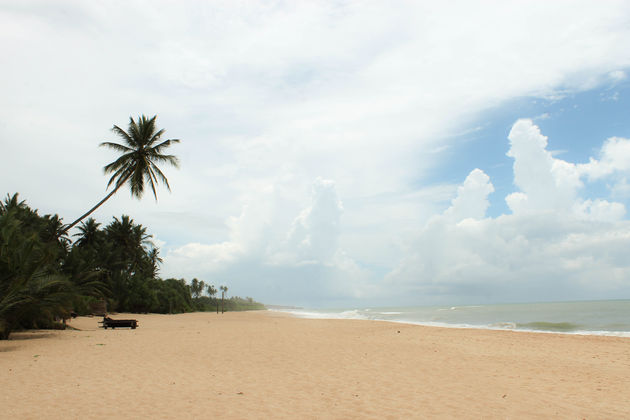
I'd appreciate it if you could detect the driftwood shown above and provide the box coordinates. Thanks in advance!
[98,316,138,329]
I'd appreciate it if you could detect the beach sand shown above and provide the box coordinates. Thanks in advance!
[1,311,629,419]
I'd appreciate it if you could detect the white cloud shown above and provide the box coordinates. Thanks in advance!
[609,70,627,82]
[276,177,344,265]
[505,119,626,221]
[573,199,626,221]
[3,2,630,305]
[387,121,630,304]
[387,211,630,304]
[163,177,373,306]
[443,169,494,223]
[506,119,583,215]
[579,136,630,179]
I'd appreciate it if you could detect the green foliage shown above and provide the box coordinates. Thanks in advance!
[192,295,266,312]
[67,214,185,314]
[190,278,205,299]
[0,192,264,339]
[154,279,193,314]
[0,194,75,339]
[102,115,180,201]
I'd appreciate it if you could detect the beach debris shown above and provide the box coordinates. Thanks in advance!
[99,316,138,329]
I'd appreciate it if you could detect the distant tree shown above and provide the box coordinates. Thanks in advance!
[147,248,162,279]
[220,285,228,314]
[191,278,200,298]
[155,278,193,314]
[63,115,180,234]
[206,284,219,313]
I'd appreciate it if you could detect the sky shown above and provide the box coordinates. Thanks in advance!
[2,0,630,308]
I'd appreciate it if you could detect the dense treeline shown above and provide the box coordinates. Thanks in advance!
[0,194,264,340]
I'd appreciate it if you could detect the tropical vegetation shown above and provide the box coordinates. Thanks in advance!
[0,115,265,340]
[0,194,264,339]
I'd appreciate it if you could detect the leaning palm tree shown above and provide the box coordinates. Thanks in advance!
[62,115,179,235]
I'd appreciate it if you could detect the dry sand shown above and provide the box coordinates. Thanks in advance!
[1,311,629,419]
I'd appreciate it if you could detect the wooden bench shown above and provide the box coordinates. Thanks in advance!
[98,316,139,329]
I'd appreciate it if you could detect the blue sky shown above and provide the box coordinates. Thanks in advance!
[438,79,630,219]
[2,1,630,307]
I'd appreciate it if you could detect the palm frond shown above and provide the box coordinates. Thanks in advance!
[149,163,172,191]
[145,166,159,200]
[129,165,145,198]
[151,138,180,152]
[111,125,135,148]
[105,166,132,189]
[103,152,134,174]
[100,141,134,154]
[149,153,180,168]
[148,128,166,146]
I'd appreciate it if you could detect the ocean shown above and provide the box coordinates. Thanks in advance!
[276,300,630,337]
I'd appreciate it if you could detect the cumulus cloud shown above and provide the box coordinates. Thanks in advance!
[387,121,630,304]
[506,119,583,215]
[505,119,626,221]
[443,169,494,223]
[579,136,630,179]
[276,178,344,265]
[387,211,630,304]
[163,178,372,306]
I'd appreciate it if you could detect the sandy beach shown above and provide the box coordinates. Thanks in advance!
[1,311,629,419]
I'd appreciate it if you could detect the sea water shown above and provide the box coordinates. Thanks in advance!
[276,300,630,337]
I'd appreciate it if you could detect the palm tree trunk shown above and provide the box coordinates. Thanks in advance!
[61,174,130,235]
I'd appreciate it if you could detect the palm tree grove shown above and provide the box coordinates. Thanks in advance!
[0,115,264,340]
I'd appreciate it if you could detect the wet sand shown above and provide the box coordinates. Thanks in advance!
[1,311,629,419]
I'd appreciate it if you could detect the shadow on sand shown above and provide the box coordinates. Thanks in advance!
[5,331,57,341]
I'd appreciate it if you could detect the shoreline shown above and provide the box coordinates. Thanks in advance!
[280,310,630,338]
[274,299,630,337]
[2,311,629,418]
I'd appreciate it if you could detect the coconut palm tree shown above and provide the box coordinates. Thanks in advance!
[220,285,228,314]
[146,248,163,279]
[62,115,180,234]
[207,284,217,299]
[74,218,102,248]
[0,205,73,339]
